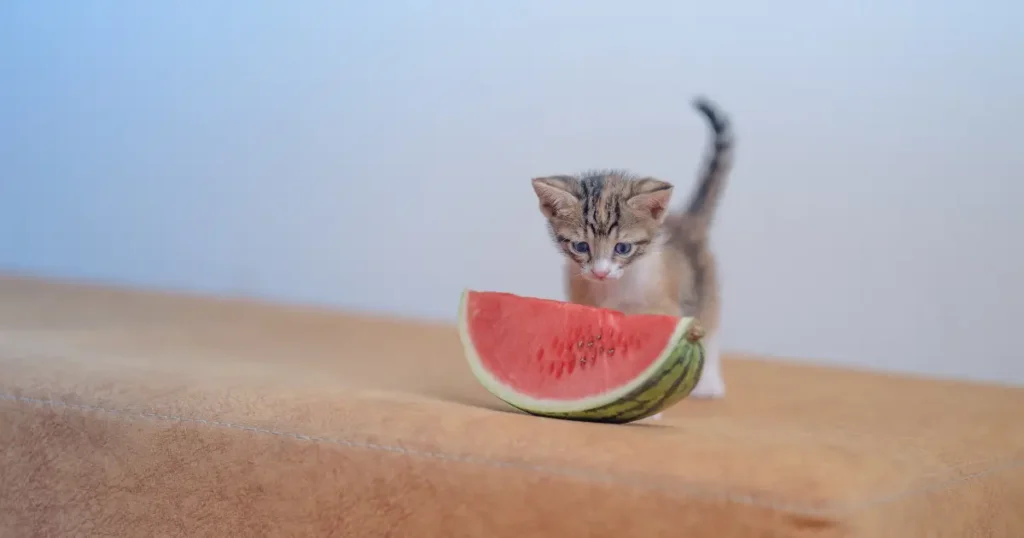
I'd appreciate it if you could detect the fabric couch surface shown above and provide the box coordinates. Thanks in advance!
[1,274,1022,537]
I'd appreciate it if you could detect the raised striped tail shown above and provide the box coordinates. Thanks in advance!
[683,96,735,230]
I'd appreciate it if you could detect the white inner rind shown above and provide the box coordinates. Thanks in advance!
[457,290,695,414]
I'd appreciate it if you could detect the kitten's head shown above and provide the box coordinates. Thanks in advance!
[531,170,673,282]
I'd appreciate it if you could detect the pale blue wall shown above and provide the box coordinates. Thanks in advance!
[2,1,1022,383]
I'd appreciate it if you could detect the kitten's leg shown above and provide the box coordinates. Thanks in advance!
[690,329,725,398]
[648,325,724,417]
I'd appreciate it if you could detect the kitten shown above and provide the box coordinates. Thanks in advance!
[530,96,734,411]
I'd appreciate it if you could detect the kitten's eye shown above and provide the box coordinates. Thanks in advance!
[570,241,590,254]
[614,242,633,256]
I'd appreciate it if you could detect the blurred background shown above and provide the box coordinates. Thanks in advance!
[1,1,1022,384]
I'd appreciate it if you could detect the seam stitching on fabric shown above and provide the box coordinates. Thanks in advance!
[2,392,1020,517]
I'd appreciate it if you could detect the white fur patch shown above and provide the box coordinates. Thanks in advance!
[618,253,658,297]
[590,251,661,310]
[593,258,614,274]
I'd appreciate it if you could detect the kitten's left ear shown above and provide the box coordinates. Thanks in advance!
[627,178,674,221]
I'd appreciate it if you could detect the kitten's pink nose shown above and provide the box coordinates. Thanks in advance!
[591,268,610,280]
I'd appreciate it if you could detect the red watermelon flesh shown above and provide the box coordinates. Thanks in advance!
[461,291,681,401]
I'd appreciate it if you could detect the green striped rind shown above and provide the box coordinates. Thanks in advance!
[508,334,704,424]
[459,290,706,424]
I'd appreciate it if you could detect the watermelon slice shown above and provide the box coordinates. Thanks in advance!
[457,290,705,424]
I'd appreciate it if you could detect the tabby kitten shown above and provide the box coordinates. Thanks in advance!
[531,96,734,404]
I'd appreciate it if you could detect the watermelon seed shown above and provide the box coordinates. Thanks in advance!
[587,341,594,348]
[607,348,615,356]
[577,341,583,349]
[596,334,602,340]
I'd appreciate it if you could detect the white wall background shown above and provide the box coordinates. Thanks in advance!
[2,1,1022,385]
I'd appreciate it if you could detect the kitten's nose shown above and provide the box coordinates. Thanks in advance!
[591,268,610,280]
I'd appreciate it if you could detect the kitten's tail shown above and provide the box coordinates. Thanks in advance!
[682,96,735,231]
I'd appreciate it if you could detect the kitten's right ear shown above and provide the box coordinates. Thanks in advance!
[531,176,579,219]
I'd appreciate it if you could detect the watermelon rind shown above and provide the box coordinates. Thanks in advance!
[457,290,705,424]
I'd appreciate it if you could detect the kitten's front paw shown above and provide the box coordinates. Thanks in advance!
[689,367,726,399]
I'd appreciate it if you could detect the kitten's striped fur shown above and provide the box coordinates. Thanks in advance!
[531,96,734,402]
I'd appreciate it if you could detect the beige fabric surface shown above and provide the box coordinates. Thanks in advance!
[1,274,1022,537]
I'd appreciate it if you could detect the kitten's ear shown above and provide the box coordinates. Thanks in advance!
[627,178,674,221]
[531,176,579,219]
